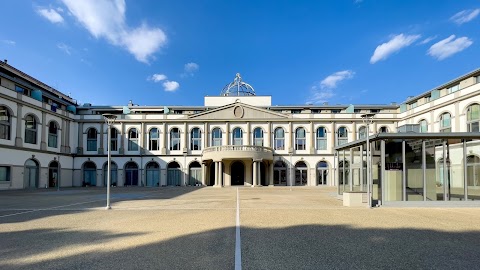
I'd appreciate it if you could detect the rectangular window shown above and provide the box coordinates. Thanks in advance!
[48,134,57,148]
[291,110,301,114]
[128,139,139,151]
[317,139,327,150]
[410,102,417,109]
[0,166,10,182]
[331,109,341,114]
[447,84,459,94]
[477,76,480,83]
[15,85,25,93]
[87,139,97,151]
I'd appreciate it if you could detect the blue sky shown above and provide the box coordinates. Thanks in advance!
[1,0,479,107]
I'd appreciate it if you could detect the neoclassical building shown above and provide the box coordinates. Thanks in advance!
[0,61,479,204]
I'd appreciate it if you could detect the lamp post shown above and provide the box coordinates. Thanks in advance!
[361,113,375,208]
[103,113,117,210]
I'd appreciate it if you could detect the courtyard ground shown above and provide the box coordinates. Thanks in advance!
[1,186,479,269]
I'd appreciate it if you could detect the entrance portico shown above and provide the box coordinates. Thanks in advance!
[202,145,274,187]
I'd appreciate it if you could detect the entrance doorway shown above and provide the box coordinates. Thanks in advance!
[316,161,328,185]
[103,162,118,187]
[231,161,245,185]
[125,162,139,186]
[295,161,308,186]
[83,161,96,187]
[25,159,39,188]
[189,162,202,186]
[48,161,59,188]
[274,160,287,186]
[167,161,181,186]
[145,162,160,187]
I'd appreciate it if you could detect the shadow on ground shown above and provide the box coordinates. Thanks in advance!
[1,224,479,270]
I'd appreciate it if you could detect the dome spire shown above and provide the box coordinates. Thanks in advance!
[220,73,256,96]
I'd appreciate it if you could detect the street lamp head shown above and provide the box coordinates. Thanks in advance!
[103,113,117,126]
[361,113,376,124]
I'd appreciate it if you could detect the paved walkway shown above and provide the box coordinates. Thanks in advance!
[1,186,479,269]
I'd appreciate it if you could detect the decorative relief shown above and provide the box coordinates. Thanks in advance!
[233,105,244,118]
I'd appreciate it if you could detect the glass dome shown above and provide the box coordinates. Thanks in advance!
[220,73,256,96]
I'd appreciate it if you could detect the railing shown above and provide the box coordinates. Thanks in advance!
[202,145,274,154]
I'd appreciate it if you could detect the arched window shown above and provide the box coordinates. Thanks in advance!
[467,104,480,132]
[170,128,181,150]
[316,127,327,150]
[233,127,243,145]
[253,127,263,146]
[86,128,97,151]
[128,128,139,151]
[110,128,118,151]
[25,159,39,188]
[358,126,367,139]
[419,119,428,133]
[379,126,389,133]
[24,115,37,144]
[440,113,451,133]
[48,121,58,148]
[212,128,222,146]
[274,127,285,150]
[295,127,306,150]
[149,128,159,151]
[337,127,348,146]
[191,128,201,150]
[0,106,11,140]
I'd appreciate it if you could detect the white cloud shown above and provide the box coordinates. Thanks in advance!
[320,70,355,89]
[419,35,437,45]
[182,62,199,77]
[308,89,335,104]
[1,40,16,46]
[163,81,179,92]
[450,9,480,25]
[307,70,355,104]
[61,0,167,63]
[57,43,72,55]
[370,34,421,64]
[148,73,167,82]
[36,8,64,24]
[427,35,473,60]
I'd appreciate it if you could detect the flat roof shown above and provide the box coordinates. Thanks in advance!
[334,132,480,151]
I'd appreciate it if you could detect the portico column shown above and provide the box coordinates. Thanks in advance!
[252,160,257,187]
[269,161,274,186]
[214,161,219,186]
[219,161,223,186]
[201,163,207,186]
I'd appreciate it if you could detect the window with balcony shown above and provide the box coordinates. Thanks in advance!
[212,128,222,146]
[86,128,97,151]
[0,106,11,140]
[170,128,181,150]
[316,127,327,150]
[467,104,480,132]
[191,128,201,150]
[149,128,160,151]
[128,128,139,151]
[48,121,58,148]
[232,127,243,146]
[440,113,451,132]
[295,127,306,150]
[24,114,37,144]
[274,127,285,150]
[253,127,264,146]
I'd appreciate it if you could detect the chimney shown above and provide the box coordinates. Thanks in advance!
[3,59,7,64]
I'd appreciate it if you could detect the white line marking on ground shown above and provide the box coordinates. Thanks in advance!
[235,187,242,270]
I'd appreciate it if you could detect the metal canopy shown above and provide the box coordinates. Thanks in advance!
[334,132,480,151]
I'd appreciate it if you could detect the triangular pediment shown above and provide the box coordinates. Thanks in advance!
[189,102,290,120]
